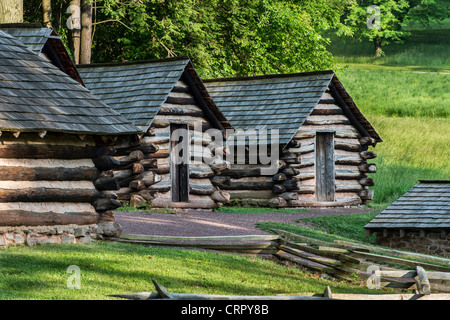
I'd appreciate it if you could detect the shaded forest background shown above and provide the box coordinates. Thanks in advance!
[21,0,449,77]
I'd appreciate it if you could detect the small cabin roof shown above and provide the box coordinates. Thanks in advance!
[204,71,381,146]
[0,23,84,85]
[0,30,140,136]
[78,57,232,133]
[365,180,450,230]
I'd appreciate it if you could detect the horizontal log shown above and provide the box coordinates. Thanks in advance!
[150,197,217,209]
[145,149,170,159]
[115,143,159,157]
[358,163,376,173]
[0,165,99,181]
[220,167,262,179]
[293,171,314,181]
[360,151,377,160]
[337,240,450,269]
[282,167,301,176]
[0,211,99,226]
[129,180,146,191]
[93,198,122,211]
[115,187,133,200]
[150,180,171,192]
[120,234,279,242]
[224,178,274,191]
[304,118,351,126]
[0,143,99,159]
[335,142,363,152]
[288,197,362,207]
[359,136,377,146]
[295,128,360,140]
[140,158,158,169]
[211,176,231,188]
[227,190,274,199]
[209,159,231,174]
[310,108,344,116]
[158,105,204,117]
[189,184,215,195]
[335,155,363,165]
[0,187,101,203]
[359,177,374,186]
[93,155,121,171]
[189,165,214,179]
[164,95,196,105]
[211,190,230,203]
[94,177,120,191]
[272,173,287,182]
[279,239,360,265]
[335,170,363,180]
[114,150,145,166]
[336,184,364,192]
[358,189,374,200]
[273,184,286,194]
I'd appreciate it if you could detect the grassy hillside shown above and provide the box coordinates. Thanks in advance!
[328,24,450,208]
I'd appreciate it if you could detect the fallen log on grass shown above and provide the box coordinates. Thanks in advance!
[109,280,332,300]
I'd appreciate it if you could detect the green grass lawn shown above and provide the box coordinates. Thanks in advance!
[0,241,389,300]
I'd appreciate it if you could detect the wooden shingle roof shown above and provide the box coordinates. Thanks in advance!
[0,23,85,85]
[0,30,139,136]
[365,181,450,230]
[204,71,381,146]
[78,57,232,132]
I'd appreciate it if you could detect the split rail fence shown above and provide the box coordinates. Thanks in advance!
[115,229,450,295]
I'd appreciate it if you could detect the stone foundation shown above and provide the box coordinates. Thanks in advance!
[376,229,450,258]
[0,222,122,247]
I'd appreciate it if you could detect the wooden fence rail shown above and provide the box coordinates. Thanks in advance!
[270,229,450,294]
[110,280,450,300]
[115,229,450,294]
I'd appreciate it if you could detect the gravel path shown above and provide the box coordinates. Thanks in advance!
[114,208,375,237]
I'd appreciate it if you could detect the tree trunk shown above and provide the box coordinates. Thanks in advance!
[80,0,92,64]
[42,0,52,28]
[374,37,383,58]
[68,0,81,64]
[0,0,23,23]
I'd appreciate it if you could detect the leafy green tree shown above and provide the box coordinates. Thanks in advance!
[23,0,352,77]
[344,0,450,58]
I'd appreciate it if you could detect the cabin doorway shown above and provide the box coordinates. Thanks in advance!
[315,132,335,201]
[170,123,189,202]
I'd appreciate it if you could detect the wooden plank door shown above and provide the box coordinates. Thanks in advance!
[170,124,189,202]
[315,132,335,201]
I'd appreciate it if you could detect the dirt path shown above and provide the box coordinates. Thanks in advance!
[114,208,375,237]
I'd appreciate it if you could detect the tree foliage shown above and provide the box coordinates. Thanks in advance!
[24,0,352,77]
[343,0,450,57]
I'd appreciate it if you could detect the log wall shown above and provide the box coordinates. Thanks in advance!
[0,132,123,230]
[114,80,222,209]
[221,88,377,208]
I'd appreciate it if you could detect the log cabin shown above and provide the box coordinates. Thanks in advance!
[0,30,140,246]
[0,23,84,85]
[78,57,233,209]
[365,180,450,257]
[204,71,382,208]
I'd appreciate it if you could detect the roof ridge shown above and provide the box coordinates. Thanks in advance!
[77,56,191,68]
[203,70,335,83]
